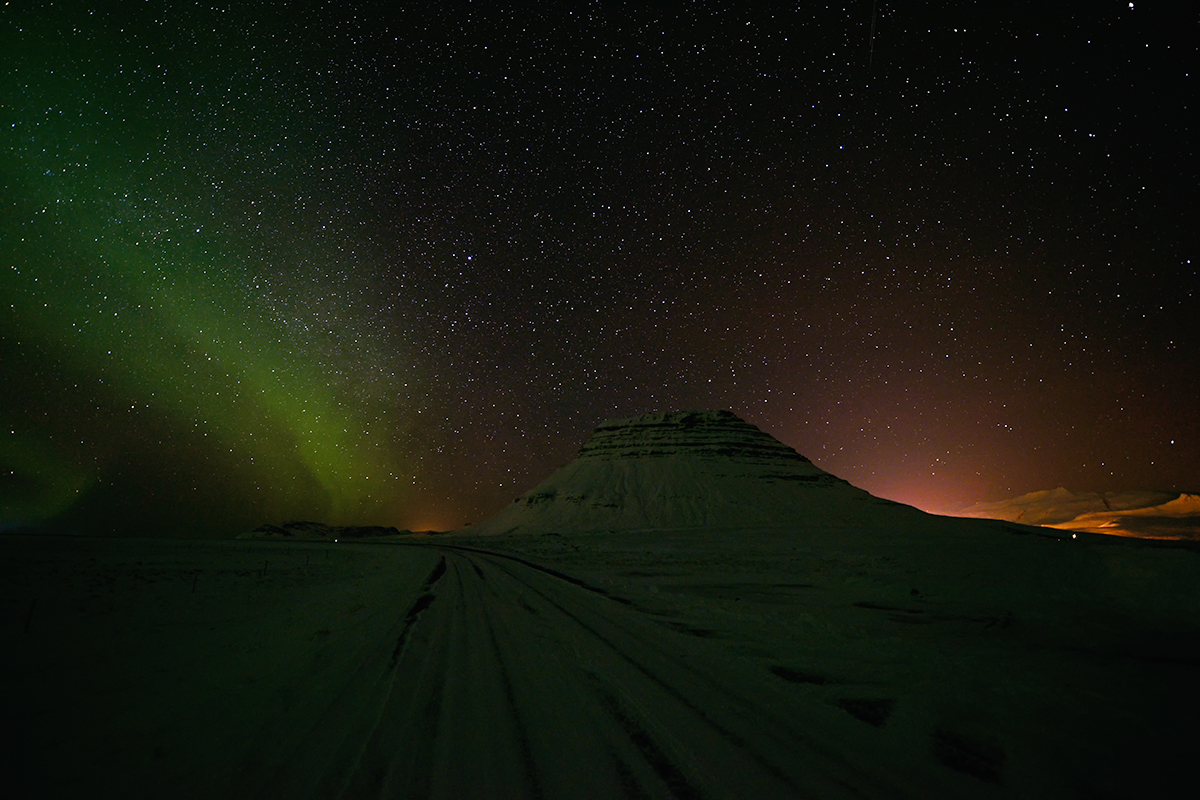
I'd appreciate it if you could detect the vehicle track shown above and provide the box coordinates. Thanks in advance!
[313,545,923,800]
[243,544,976,799]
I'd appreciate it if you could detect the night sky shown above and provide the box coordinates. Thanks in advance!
[3,1,1196,536]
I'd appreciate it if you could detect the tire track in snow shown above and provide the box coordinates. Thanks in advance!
[445,551,653,799]
[587,676,706,800]
[345,553,544,799]
[433,545,929,799]
[225,547,448,800]
[344,557,461,800]
[471,559,547,800]
[472,554,859,796]
[467,550,809,799]
[339,544,949,798]
[389,556,446,666]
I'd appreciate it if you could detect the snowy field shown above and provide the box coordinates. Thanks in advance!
[4,519,1199,798]
[2,537,442,798]
[462,518,1200,798]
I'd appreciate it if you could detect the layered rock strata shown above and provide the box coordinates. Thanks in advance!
[464,410,906,535]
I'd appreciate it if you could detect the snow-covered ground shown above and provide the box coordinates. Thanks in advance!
[461,516,1200,798]
[5,523,1198,798]
[5,413,1198,797]
[2,536,442,797]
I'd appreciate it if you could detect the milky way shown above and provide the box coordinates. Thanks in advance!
[2,2,1195,535]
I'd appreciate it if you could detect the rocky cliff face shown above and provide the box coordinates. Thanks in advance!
[574,410,815,465]
[462,411,909,535]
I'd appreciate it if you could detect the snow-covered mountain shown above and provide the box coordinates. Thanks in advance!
[10,411,1200,797]
[957,488,1200,540]
[464,410,916,535]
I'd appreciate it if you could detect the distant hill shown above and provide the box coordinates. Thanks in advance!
[240,521,442,540]
[957,488,1200,540]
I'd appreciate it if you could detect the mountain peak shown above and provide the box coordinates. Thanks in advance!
[576,410,813,465]
[461,410,905,535]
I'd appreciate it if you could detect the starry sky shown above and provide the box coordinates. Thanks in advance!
[3,1,1196,536]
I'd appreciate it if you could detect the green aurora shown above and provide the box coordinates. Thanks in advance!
[2,4,424,535]
[4,3,1195,534]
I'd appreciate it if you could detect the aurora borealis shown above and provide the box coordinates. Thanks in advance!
[3,2,1196,536]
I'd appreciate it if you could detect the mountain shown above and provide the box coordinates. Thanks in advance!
[9,411,1200,797]
[465,410,918,535]
[957,488,1200,540]
[444,410,1199,795]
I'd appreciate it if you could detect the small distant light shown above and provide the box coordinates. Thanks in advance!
[1072,533,1077,539]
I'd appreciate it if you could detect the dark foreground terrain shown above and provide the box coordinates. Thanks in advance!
[3,525,1198,798]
